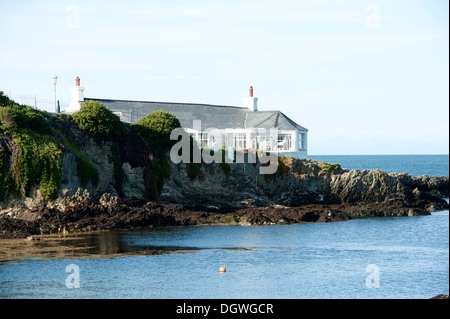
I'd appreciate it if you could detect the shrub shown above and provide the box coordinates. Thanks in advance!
[0,107,15,132]
[131,110,181,154]
[71,100,125,141]
[131,110,181,192]
[0,93,63,200]
[0,91,51,135]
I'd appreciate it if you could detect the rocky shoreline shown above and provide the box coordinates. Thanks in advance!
[1,155,448,239]
[1,189,448,239]
[1,113,449,239]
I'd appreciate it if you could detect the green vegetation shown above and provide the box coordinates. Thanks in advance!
[132,110,181,191]
[71,100,126,141]
[108,146,121,184]
[0,150,11,202]
[319,163,341,172]
[65,100,127,187]
[78,157,99,186]
[0,93,51,135]
[219,214,243,224]
[320,164,332,171]
[152,155,171,192]
[61,132,100,187]
[131,110,181,154]
[11,134,61,199]
[0,91,61,200]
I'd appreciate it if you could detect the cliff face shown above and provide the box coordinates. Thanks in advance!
[3,95,446,239]
[159,156,448,213]
[0,123,157,215]
[1,124,448,218]
[0,120,449,239]
[60,125,157,201]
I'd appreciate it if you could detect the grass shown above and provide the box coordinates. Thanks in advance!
[319,163,341,172]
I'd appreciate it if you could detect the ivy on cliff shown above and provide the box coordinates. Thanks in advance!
[11,134,61,199]
[0,149,11,202]
[0,91,62,201]
[131,110,181,192]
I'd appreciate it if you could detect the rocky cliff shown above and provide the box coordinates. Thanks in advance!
[1,123,157,210]
[1,114,448,238]
[160,156,448,213]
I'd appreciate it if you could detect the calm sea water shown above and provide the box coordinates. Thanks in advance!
[0,155,448,299]
[308,154,449,177]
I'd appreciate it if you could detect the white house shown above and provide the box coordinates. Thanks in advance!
[64,78,308,159]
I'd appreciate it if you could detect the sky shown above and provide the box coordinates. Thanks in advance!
[0,0,448,155]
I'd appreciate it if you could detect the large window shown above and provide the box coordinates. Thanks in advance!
[277,133,292,151]
[191,130,303,152]
[250,131,277,151]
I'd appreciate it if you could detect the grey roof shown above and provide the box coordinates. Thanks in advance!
[85,98,308,131]
[245,111,307,131]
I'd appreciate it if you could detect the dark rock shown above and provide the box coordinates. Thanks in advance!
[1,139,448,239]
[431,294,449,299]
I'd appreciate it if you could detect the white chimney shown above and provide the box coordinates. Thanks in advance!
[65,76,85,114]
[243,86,258,111]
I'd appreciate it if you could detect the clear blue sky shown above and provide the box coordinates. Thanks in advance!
[1,0,448,155]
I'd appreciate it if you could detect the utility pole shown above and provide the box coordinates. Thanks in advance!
[52,75,58,113]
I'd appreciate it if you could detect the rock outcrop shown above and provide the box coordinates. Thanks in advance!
[57,124,157,201]
[0,125,448,239]
[159,157,448,213]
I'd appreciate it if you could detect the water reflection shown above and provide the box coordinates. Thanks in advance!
[0,227,258,264]
[0,230,178,264]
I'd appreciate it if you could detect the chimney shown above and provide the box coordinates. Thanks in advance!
[243,86,258,111]
[65,76,85,114]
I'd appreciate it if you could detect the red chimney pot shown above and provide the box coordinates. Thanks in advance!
[250,86,253,97]
[75,77,80,86]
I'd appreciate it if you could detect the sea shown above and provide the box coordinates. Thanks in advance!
[0,155,448,299]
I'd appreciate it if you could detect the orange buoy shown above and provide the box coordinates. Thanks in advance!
[219,265,226,273]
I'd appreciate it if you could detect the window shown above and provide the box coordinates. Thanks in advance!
[209,133,225,150]
[249,131,277,151]
[299,133,306,149]
[199,132,209,148]
[278,133,292,151]
[234,133,247,150]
